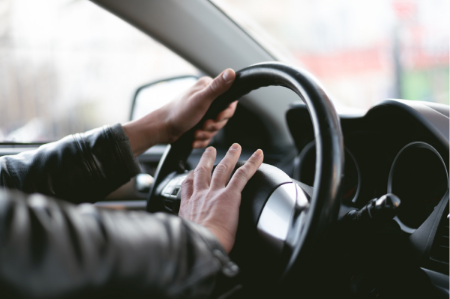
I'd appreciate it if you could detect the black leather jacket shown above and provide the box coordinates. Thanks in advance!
[0,125,236,299]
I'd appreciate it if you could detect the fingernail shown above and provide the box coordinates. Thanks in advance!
[205,146,214,152]
[230,143,240,150]
[252,149,263,157]
[222,69,233,83]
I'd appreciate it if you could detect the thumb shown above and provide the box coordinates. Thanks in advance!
[198,69,236,100]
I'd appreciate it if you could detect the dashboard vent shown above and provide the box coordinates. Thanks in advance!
[430,203,449,265]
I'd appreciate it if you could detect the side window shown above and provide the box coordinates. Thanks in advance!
[0,0,199,143]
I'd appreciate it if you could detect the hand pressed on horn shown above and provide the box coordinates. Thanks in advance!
[179,143,264,253]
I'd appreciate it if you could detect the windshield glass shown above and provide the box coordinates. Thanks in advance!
[212,0,449,109]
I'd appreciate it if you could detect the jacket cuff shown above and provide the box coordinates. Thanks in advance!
[108,124,141,178]
[187,221,239,277]
[168,219,239,297]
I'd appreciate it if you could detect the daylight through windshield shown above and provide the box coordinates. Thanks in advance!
[0,0,448,143]
[212,0,449,109]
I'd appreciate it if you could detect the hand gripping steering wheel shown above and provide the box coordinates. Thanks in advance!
[146,62,344,296]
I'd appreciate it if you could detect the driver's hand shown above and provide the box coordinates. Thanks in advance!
[179,143,263,253]
[123,69,237,156]
[163,69,237,148]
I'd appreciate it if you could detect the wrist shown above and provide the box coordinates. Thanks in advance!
[123,108,169,156]
[157,104,184,144]
[204,225,233,253]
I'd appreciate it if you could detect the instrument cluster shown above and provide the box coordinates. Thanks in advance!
[295,139,449,233]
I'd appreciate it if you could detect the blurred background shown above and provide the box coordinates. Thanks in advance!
[0,0,448,142]
[214,0,449,107]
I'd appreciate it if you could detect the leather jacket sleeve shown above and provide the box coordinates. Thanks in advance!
[0,124,141,203]
[0,190,237,298]
[0,125,238,298]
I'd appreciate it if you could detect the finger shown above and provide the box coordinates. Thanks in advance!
[193,140,211,149]
[196,69,236,100]
[202,119,227,132]
[194,76,213,89]
[193,146,216,190]
[227,149,264,193]
[211,143,241,189]
[181,77,215,115]
[181,171,195,201]
[194,129,216,141]
[199,102,236,137]
[215,101,237,122]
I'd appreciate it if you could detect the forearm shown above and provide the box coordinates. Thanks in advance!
[0,190,235,298]
[122,107,174,157]
[0,125,140,203]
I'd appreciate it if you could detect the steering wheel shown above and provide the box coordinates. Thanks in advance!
[146,62,344,295]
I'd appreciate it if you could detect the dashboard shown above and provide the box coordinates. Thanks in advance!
[0,97,447,297]
[286,99,449,297]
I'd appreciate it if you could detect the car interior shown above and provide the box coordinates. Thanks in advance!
[0,0,448,298]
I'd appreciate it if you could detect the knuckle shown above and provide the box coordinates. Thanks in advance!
[183,176,193,184]
[194,180,206,190]
[187,171,195,179]
[209,80,219,93]
[214,121,225,130]
[202,120,213,129]
[211,122,221,131]
[216,190,230,201]
[215,163,228,173]
[182,174,193,184]
[234,167,248,180]
[197,76,212,86]
[182,177,193,188]
[246,158,257,167]
[194,165,207,174]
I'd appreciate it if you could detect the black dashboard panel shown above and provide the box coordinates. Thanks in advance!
[287,99,449,207]
[388,142,448,231]
[286,99,449,287]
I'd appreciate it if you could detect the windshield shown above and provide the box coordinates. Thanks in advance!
[212,0,449,109]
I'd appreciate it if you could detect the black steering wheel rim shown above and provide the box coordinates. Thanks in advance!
[147,61,344,288]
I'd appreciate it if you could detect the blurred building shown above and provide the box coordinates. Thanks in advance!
[0,0,197,142]
[215,0,449,108]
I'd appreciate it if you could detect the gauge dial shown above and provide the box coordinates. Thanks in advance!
[388,142,449,231]
[295,141,360,203]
